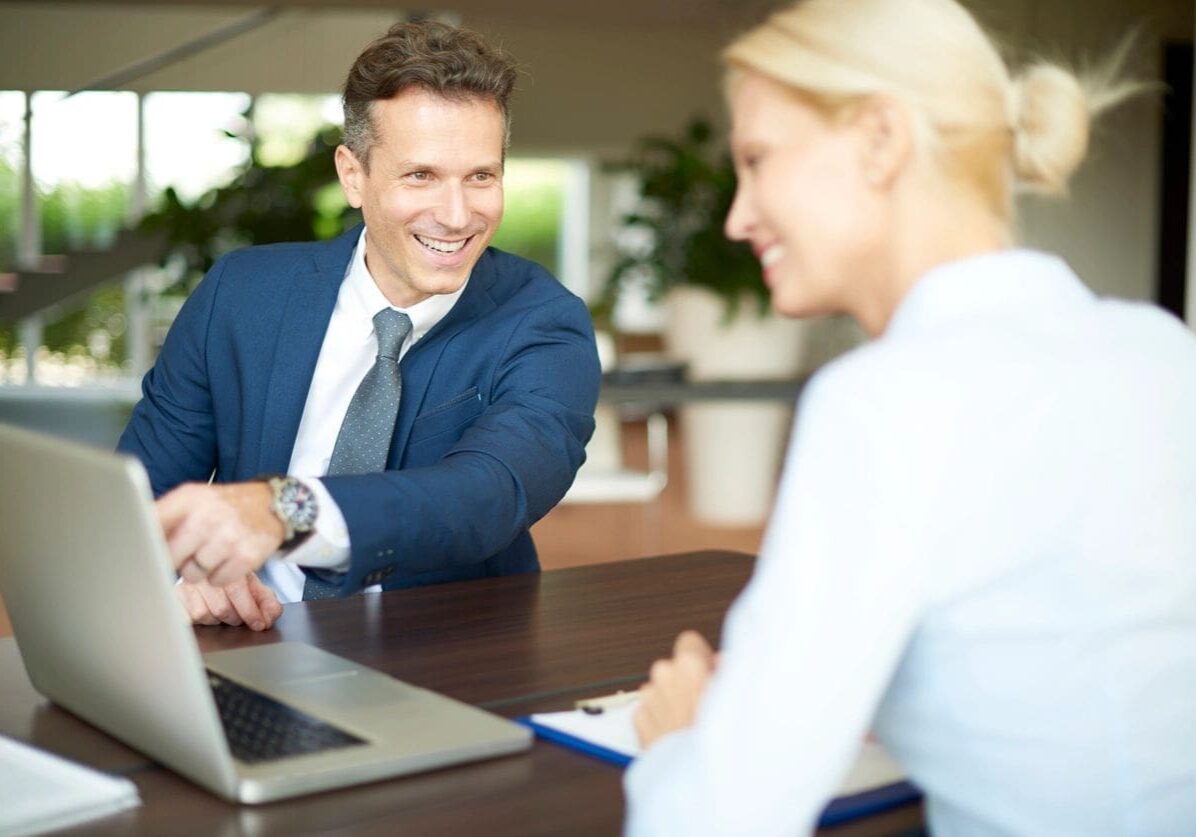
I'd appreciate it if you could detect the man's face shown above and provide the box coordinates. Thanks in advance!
[335,87,505,308]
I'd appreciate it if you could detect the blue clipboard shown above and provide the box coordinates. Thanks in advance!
[818,780,922,826]
[516,716,921,826]
[518,715,635,767]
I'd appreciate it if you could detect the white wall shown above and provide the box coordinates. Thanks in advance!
[974,0,1192,301]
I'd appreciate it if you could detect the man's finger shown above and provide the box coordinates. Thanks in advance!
[206,553,255,588]
[223,578,267,631]
[193,513,259,588]
[193,532,239,587]
[164,510,216,573]
[156,484,201,534]
[247,574,284,624]
[175,583,219,625]
[198,583,242,626]
[177,557,208,584]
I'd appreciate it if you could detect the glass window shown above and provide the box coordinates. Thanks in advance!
[32,91,136,252]
[493,158,567,277]
[0,91,24,272]
[0,87,589,386]
[253,93,341,167]
[144,92,251,202]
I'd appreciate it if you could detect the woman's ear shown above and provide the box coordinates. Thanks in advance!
[856,95,913,189]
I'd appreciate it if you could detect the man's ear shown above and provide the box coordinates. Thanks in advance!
[856,95,913,189]
[335,144,365,209]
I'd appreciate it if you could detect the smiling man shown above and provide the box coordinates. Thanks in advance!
[118,21,601,628]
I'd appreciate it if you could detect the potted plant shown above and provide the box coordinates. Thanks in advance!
[597,119,765,318]
[599,117,815,526]
[140,124,358,281]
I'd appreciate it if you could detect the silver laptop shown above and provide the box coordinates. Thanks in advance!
[0,422,531,803]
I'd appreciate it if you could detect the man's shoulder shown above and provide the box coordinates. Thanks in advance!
[215,235,348,278]
[482,247,575,304]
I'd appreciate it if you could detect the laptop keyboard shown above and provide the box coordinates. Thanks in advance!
[207,671,367,764]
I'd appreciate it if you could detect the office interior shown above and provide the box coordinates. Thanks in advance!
[0,0,1193,644]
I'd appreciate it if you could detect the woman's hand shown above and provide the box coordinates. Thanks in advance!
[634,630,718,749]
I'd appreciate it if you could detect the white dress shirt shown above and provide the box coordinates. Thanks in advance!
[258,227,467,603]
[624,250,1196,835]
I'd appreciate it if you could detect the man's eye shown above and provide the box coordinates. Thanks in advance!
[407,171,430,181]
[471,171,494,182]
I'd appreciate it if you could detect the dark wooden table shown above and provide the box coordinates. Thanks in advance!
[599,378,807,409]
[0,551,922,836]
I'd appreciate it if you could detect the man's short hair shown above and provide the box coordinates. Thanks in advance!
[342,19,518,168]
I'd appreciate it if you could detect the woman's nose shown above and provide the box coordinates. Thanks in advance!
[724,184,753,242]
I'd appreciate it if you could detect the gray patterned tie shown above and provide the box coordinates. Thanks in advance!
[303,308,412,601]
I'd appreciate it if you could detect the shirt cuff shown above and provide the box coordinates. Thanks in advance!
[278,478,350,571]
[623,730,700,836]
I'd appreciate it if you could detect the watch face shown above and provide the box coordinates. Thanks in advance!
[276,478,318,532]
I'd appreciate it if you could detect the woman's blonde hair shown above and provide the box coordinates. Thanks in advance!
[723,0,1144,220]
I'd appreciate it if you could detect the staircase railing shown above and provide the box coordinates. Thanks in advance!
[0,227,170,324]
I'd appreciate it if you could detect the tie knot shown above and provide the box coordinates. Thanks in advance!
[373,308,412,360]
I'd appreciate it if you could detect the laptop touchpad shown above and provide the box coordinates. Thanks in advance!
[204,642,422,715]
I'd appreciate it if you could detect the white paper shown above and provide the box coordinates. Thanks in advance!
[531,699,643,759]
[0,734,140,836]
[530,698,906,797]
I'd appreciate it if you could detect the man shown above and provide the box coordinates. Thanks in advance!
[118,20,601,630]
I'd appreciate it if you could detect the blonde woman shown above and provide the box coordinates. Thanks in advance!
[626,1,1196,834]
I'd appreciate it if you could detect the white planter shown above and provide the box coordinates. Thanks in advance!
[663,287,808,381]
[663,287,808,527]
[679,402,795,525]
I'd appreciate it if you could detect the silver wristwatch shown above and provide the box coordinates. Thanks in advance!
[265,476,318,549]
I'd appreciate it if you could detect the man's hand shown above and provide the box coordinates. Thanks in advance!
[634,630,718,750]
[176,572,283,631]
[157,481,285,586]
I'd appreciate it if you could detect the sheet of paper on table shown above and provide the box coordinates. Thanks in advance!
[522,693,919,826]
[0,734,140,836]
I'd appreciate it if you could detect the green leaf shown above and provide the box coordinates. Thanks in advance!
[598,115,768,328]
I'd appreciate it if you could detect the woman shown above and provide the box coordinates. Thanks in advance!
[625,1,1196,834]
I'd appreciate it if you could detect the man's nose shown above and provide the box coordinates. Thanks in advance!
[433,183,470,231]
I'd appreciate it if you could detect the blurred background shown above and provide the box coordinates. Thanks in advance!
[0,0,1192,636]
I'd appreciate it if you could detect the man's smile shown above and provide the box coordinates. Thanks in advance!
[414,233,471,255]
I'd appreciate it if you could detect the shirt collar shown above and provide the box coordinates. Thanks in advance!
[342,226,469,346]
[885,249,1095,339]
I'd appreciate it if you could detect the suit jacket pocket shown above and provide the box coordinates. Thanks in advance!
[408,387,483,445]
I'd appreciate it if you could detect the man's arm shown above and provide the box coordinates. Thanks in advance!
[117,256,228,494]
[116,256,284,629]
[321,291,601,592]
[147,288,600,594]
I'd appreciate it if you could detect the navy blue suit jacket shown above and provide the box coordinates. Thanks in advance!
[118,224,601,593]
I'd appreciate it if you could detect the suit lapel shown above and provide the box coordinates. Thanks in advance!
[389,249,500,462]
[256,226,361,475]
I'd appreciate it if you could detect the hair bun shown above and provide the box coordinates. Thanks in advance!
[1010,63,1091,195]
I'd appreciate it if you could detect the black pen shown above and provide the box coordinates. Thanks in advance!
[576,691,640,715]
